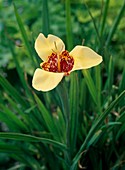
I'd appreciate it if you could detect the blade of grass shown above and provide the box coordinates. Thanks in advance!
[107,55,114,93]
[0,132,67,150]
[88,122,121,147]
[4,94,30,127]
[0,77,44,132]
[85,3,101,44]
[13,3,37,67]
[9,41,46,131]
[56,81,71,167]
[104,55,114,94]
[0,104,28,131]
[0,143,25,154]
[95,65,102,113]
[11,154,41,170]
[42,0,50,36]
[53,108,66,143]
[100,0,110,37]
[71,90,125,170]
[33,93,62,141]
[70,72,79,153]
[9,42,33,100]
[79,79,87,112]
[0,111,21,131]
[65,0,73,50]
[0,75,27,108]
[82,69,97,106]
[119,67,125,94]
[105,1,125,46]
[116,111,125,140]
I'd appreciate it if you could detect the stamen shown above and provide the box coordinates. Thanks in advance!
[57,55,61,72]
[42,50,74,73]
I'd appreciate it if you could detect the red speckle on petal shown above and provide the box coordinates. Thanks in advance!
[42,50,74,74]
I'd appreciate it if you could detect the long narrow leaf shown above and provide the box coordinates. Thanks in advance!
[105,1,125,46]
[85,3,100,43]
[13,3,36,66]
[0,75,27,108]
[95,65,102,113]
[100,0,110,36]
[42,0,50,36]
[119,67,125,94]
[0,132,67,150]
[0,105,28,131]
[82,69,97,105]
[71,90,125,170]
[70,73,79,153]
[33,93,62,141]
[65,0,73,50]
[0,143,25,154]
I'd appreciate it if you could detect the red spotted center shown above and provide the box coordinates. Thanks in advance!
[41,50,74,73]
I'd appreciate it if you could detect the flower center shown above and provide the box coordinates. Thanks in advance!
[41,50,74,73]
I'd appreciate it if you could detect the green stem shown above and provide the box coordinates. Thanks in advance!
[56,81,71,168]
[95,65,102,114]
[70,73,79,154]
[42,0,50,36]
[65,0,73,51]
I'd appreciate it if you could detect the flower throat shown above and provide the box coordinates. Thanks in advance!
[41,50,74,73]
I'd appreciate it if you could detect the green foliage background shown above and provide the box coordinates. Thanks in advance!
[0,0,125,170]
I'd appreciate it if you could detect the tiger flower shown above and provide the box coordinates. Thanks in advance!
[32,33,102,91]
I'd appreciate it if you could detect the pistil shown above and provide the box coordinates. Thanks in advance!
[57,54,61,72]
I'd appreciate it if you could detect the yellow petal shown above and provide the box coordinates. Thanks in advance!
[70,46,102,71]
[35,33,65,61]
[32,68,64,91]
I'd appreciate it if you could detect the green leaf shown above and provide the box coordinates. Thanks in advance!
[0,75,27,108]
[70,73,79,153]
[95,65,102,113]
[119,67,125,94]
[0,142,26,154]
[8,38,34,102]
[100,0,110,36]
[105,1,125,46]
[85,3,100,44]
[42,0,50,36]
[13,2,36,67]
[33,93,62,141]
[107,56,114,92]
[104,55,114,94]
[116,111,125,140]
[53,107,66,143]
[0,132,67,151]
[71,90,125,170]
[65,0,73,50]
[0,104,28,131]
[3,94,30,126]
[82,69,97,105]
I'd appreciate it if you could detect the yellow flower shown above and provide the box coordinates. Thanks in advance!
[32,33,102,91]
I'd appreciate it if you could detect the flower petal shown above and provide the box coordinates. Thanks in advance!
[35,33,65,61]
[32,68,64,91]
[70,46,102,71]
